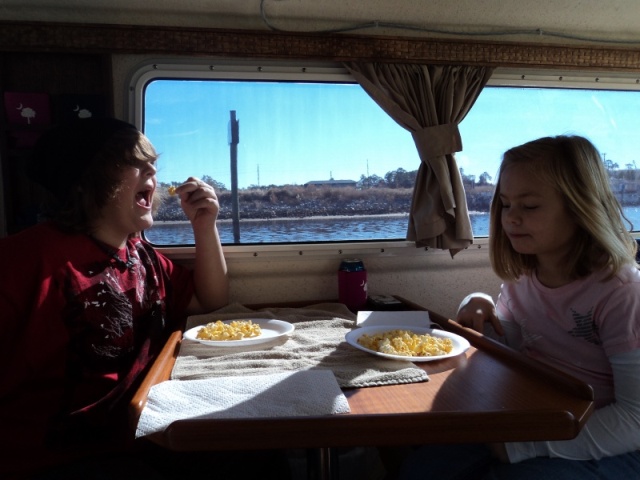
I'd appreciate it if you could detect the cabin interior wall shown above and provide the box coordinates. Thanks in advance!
[225,247,501,320]
[0,52,112,235]
[166,244,501,320]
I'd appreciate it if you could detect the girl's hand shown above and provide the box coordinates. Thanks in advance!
[456,295,504,336]
[173,177,220,226]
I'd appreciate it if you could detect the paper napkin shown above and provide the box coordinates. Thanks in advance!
[136,369,350,438]
[356,310,435,328]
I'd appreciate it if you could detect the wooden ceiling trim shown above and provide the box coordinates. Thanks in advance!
[2,21,640,71]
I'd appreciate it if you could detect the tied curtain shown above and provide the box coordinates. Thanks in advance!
[345,63,494,256]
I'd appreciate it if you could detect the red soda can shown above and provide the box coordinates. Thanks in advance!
[338,259,368,310]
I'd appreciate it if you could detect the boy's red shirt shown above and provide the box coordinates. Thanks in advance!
[0,222,194,475]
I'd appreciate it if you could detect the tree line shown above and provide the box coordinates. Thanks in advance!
[160,167,485,192]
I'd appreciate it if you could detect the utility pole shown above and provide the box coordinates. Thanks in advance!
[229,110,240,243]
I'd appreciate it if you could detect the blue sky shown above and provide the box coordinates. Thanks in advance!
[457,87,640,180]
[143,80,640,189]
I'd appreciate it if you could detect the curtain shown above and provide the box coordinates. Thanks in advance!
[345,63,494,256]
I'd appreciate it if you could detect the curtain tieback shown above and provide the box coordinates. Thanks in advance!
[412,123,462,159]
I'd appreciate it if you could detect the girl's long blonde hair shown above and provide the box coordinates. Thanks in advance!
[489,135,637,281]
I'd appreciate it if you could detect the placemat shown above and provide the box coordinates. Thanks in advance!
[172,302,429,388]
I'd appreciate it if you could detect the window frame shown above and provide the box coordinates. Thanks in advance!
[128,59,425,259]
[127,60,640,259]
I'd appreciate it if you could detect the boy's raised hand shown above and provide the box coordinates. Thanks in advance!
[173,177,220,225]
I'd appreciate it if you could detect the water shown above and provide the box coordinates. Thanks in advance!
[145,213,486,245]
[144,207,640,246]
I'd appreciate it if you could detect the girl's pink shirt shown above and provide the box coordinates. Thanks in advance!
[497,264,640,408]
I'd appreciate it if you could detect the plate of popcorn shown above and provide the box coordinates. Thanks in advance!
[345,325,470,362]
[184,319,295,347]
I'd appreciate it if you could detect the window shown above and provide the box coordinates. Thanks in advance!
[130,63,640,247]
[133,63,420,246]
[459,72,640,234]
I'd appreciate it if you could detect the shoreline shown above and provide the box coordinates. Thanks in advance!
[153,213,412,225]
[152,212,493,225]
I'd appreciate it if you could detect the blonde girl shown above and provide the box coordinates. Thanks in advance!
[399,135,640,480]
[456,135,640,479]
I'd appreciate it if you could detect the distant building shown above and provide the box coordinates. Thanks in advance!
[305,179,357,188]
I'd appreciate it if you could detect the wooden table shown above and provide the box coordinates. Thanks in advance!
[129,298,594,478]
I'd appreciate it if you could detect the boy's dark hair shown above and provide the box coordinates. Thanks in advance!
[28,118,158,233]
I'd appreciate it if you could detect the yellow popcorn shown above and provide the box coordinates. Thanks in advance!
[357,329,453,357]
[168,186,177,196]
[196,320,262,341]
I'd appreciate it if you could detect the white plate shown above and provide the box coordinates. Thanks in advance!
[184,319,295,347]
[345,325,470,362]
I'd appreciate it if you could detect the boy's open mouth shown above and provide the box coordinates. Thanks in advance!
[136,188,153,208]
